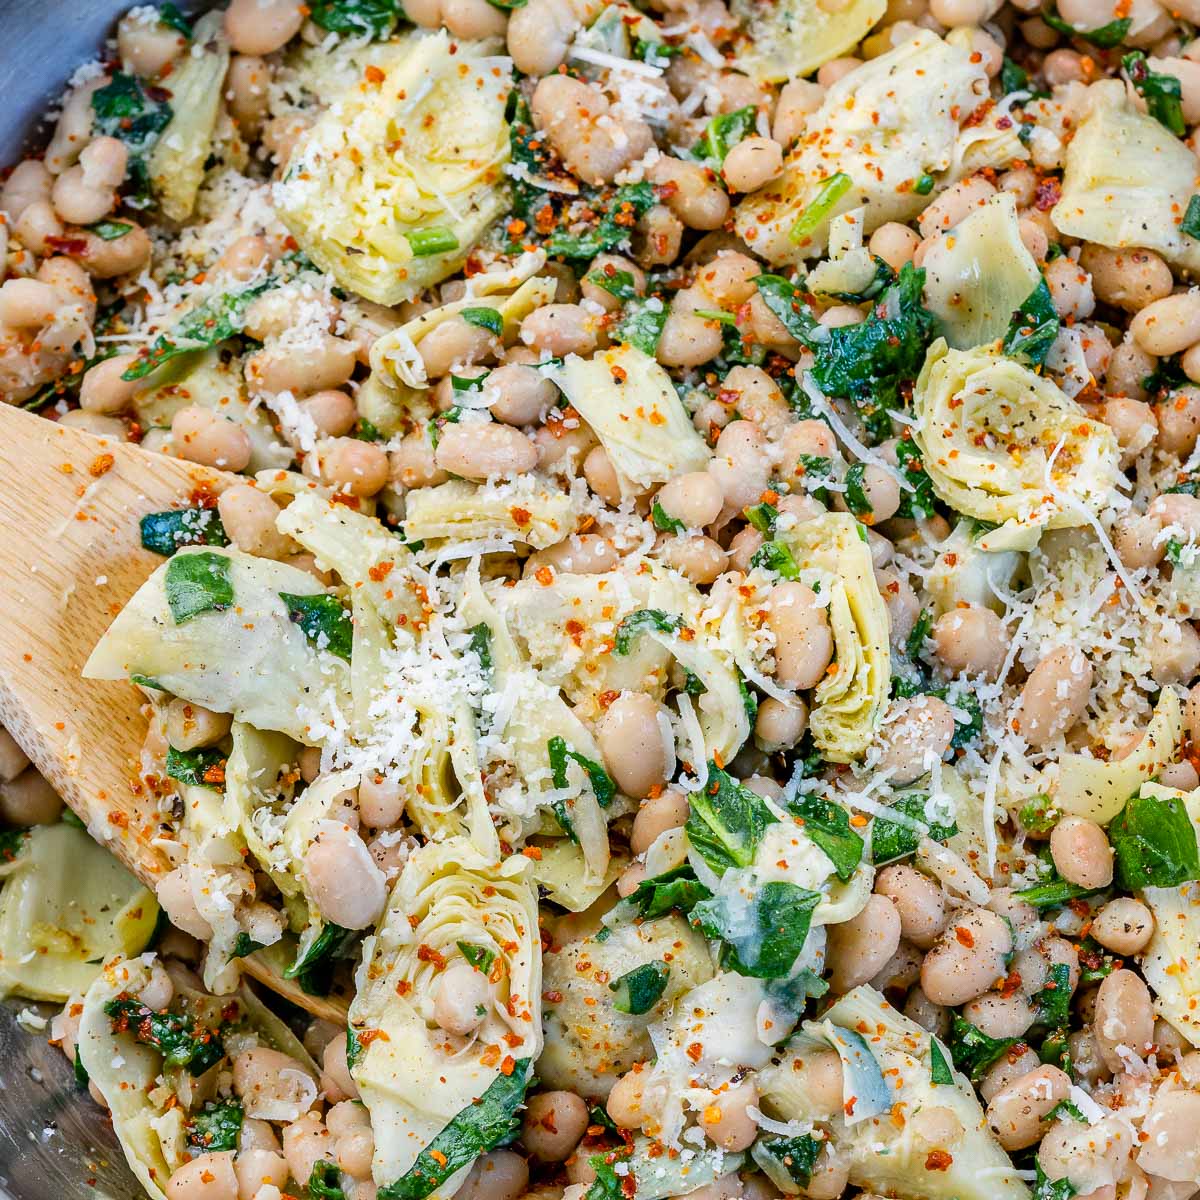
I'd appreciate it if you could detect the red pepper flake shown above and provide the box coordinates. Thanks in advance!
[500,1055,516,1076]
[955,926,975,948]
[364,64,385,85]
[510,506,532,527]
[1034,178,1061,212]
[368,561,394,582]
[686,1042,703,1062]
[925,1151,953,1172]
[89,453,115,478]
[417,944,447,969]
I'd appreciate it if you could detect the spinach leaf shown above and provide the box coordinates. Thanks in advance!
[188,1101,243,1153]
[614,609,684,654]
[744,501,778,534]
[280,592,354,662]
[346,1025,365,1069]
[545,183,656,259]
[104,996,225,1075]
[123,280,274,380]
[585,1152,630,1200]
[309,0,400,37]
[652,500,685,533]
[623,865,711,919]
[1004,278,1060,368]
[467,623,493,675]
[1110,790,1200,889]
[905,609,933,661]
[585,268,639,301]
[1183,195,1200,240]
[1035,961,1072,1028]
[1040,5,1131,45]
[87,219,135,240]
[1015,876,1100,908]
[378,1060,532,1200]
[930,1038,954,1085]
[140,507,228,556]
[946,1014,1016,1081]
[1034,1163,1077,1200]
[0,829,28,865]
[461,307,503,337]
[613,297,668,356]
[609,962,670,1014]
[165,551,234,624]
[91,72,172,205]
[166,745,227,791]
[843,462,873,518]
[696,105,757,164]
[1019,794,1058,835]
[309,1160,346,1200]
[950,693,983,750]
[231,933,264,959]
[686,765,778,874]
[760,1135,823,1187]
[790,172,853,245]
[1000,56,1030,93]
[811,264,937,443]
[871,793,957,865]
[753,274,821,345]
[894,438,937,520]
[750,540,801,580]
[1124,52,1185,135]
[789,794,863,882]
[1050,1098,1086,1123]
[547,736,616,808]
[73,1046,89,1089]
[693,881,821,978]
[158,3,192,35]
[458,943,497,975]
[284,923,359,996]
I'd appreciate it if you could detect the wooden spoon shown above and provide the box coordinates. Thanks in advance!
[0,403,347,1023]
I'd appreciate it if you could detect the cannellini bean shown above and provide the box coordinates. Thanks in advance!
[165,699,232,751]
[631,790,690,855]
[875,695,955,786]
[697,1079,759,1152]
[596,694,672,800]
[166,1152,237,1200]
[1050,816,1113,889]
[920,907,1012,1007]
[764,582,834,691]
[455,1150,529,1200]
[986,1065,1071,1151]
[521,1091,590,1163]
[303,824,387,930]
[1014,647,1093,747]
[218,485,293,560]
[171,406,252,472]
[826,894,903,992]
[282,1113,335,1189]
[931,605,1009,681]
[434,423,538,481]
[224,0,304,55]
[0,727,30,783]
[754,697,808,752]
[1093,969,1155,1071]
[875,865,946,949]
[1091,898,1154,955]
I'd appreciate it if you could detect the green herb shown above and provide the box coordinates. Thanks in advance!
[1040,1026,1072,1074]
[1020,794,1058,835]
[1035,961,1073,1028]
[547,737,616,808]
[894,438,937,520]
[1041,5,1131,45]
[843,462,873,517]
[1123,51,1185,135]
[683,670,707,697]
[585,268,638,301]
[123,280,273,380]
[284,923,359,996]
[104,997,225,1075]
[0,829,28,865]
[73,1046,89,1089]
[87,219,134,240]
[1166,537,1188,565]
[140,508,228,556]
[871,793,957,865]
[1015,876,1101,908]
[745,501,779,534]
[355,417,384,442]
[309,0,400,37]
[460,307,503,336]
[624,866,712,919]
[188,1101,243,1153]
[614,297,668,356]
[1078,937,1117,983]
[812,264,937,444]
[405,227,460,257]
[1049,1099,1086,1123]
[231,933,264,959]
[91,72,172,205]
[378,1060,531,1200]
[790,172,853,244]
[930,1038,954,1085]
[760,1135,823,1187]
[588,1103,620,1135]
[750,540,800,579]
[693,308,737,324]
[738,672,759,725]
[821,256,897,304]
[545,182,656,259]
[652,500,685,533]
[609,962,670,1014]
[585,1151,630,1200]
[1004,278,1060,368]
[1182,196,1200,240]
[458,942,497,975]
[309,1160,346,1200]
[905,609,933,660]
[346,1025,364,1069]
[484,0,529,9]
[614,609,685,654]
[467,623,493,675]
[1000,56,1030,93]
[1034,1163,1077,1200]
[788,795,863,882]
[699,105,757,165]
[950,693,983,750]
[1110,790,1200,889]
[60,808,86,830]
[754,274,822,346]
[693,881,821,978]
[165,552,233,624]
[686,764,778,875]
[913,173,935,195]
[281,593,354,662]
[158,2,192,34]
[166,745,227,791]
[947,1015,1016,1081]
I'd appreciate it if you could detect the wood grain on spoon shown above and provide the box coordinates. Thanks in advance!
[0,404,347,1022]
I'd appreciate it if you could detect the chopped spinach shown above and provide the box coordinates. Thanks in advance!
[87,219,135,241]
[754,274,821,345]
[545,182,656,260]
[613,297,668,356]
[1035,961,1073,1028]
[624,865,712,919]
[760,1135,823,1186]
[871,793,957,865]
[230,933,264,959]
[894,438,938,520]
[460,307,503,337]
[744,501,778,534]
[91,72,172,205]
[686,764,778,874]
[188,1101,243,1153]
[930,1038,955,1085]
[585,268,639,301]
[750,540,801,580]
[1182,195,1200,241]
[905,609,933,661]
[547,736,616,808]
[1019,794,1058,836]
[140,507,228,556]
[0,829,28,865]
[843,462,873,518]
[377,1060,531,1200]
[697,105,757,166]
[1033,1163,1077,1200]
[104,996,225,1075]
[309,0,400,36]
[1004,278,1059,368]
[458,942,497,975]
[947,1014,1016,1081]
[165,551,234,624]
[609,962,670,1014]
[284,922,359,996]
[280,593,354,662]
[467,623,493,675]
[652,500,685,533]
[614,608,684,654]
[693,881,821,978]
[1123,51,1185,135]
[73,1046,89,1089]
[788,794,863,882]
[1040,5,1131,45]
[309,1160,346,1200]
[166,745,227,791]
[1110,789,1200,889]
[1015,876,1101,908]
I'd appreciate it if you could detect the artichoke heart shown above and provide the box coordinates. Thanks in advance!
[730,0,886,83]
[912,339,1121,533]
[275,30,513,305]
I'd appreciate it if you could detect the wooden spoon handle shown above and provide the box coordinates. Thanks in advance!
[0,405,346,1022]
